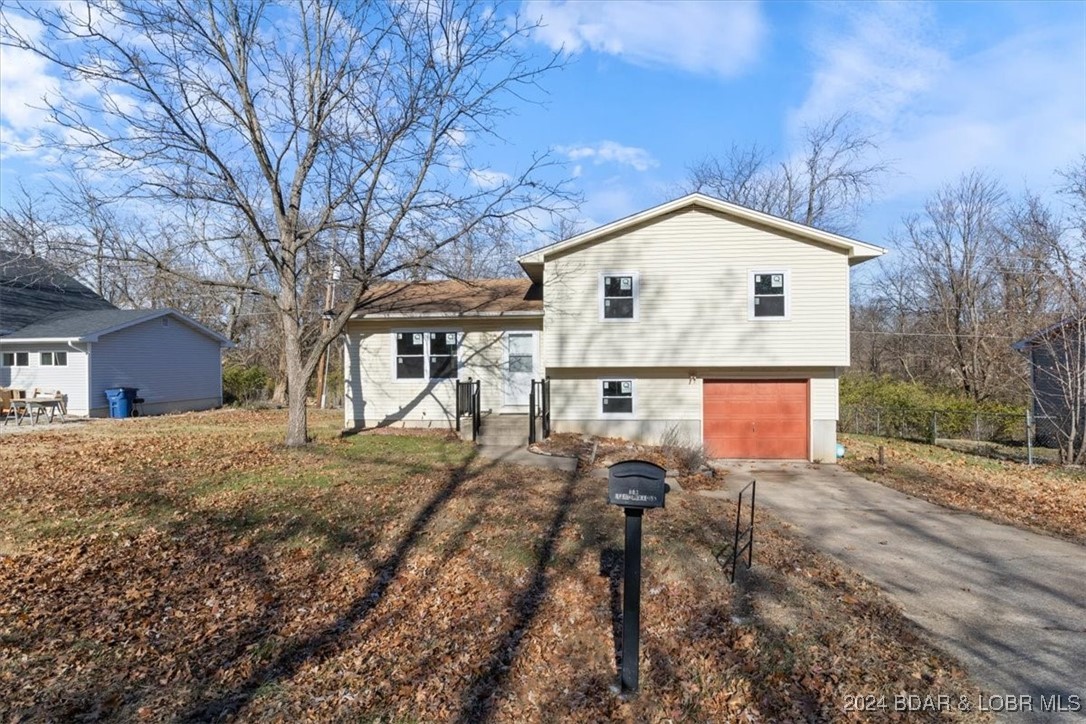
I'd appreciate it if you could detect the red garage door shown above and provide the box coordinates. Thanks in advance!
[703,380,809,459]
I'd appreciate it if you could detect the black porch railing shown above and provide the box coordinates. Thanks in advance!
[528,377,551,444]
[725,480,756,583]
[456,378,481,441]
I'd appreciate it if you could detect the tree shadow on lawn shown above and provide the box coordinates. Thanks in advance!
[176,445,495,721]
[2,439,990,722]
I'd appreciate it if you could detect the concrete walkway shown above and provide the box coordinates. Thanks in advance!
[476,444,578,473]
[710,461,1085,722]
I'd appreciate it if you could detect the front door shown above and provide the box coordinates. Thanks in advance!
[503,332,536,407]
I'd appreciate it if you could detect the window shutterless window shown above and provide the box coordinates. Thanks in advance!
[751,271,788,319]
[428,332,458,379]
[394,331,458,380]
[40,351,68,366]
[601,379,633,414]
[2,352,29,367]
[600,272,638,320]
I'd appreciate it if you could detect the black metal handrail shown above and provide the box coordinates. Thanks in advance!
[528,377,550,444]
[729,480,756,583]
[456,378,481,441]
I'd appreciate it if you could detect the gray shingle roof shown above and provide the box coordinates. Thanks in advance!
[0,250,117,334]
[2,308,162,340]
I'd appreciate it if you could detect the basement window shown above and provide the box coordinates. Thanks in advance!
[601,379,634,415]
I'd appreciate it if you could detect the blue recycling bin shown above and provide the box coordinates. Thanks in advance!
[105,387,138,418]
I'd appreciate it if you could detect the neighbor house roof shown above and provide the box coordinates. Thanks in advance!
[1012,314,1086,352]
[0,307,233,346]
[0,249,117,334]
[516,192,887,282]
[351,279,542,318]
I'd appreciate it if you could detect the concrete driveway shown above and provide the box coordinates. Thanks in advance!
[709,461,1085,722]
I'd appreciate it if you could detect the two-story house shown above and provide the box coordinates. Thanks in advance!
[342,193,885,461]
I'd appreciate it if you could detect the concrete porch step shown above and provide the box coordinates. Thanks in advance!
[479,414,530,445]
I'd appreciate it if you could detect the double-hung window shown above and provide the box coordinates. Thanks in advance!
[40,352,68,366]
[394,331,459,380]
[600,272,638,320]
[601,379,634,415]
[750,271,789,319]
[1,352,28,367]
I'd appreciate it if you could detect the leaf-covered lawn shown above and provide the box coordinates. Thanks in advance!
[842,434,1086,545]
[1,411,985,721]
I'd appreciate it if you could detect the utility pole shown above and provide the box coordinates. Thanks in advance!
[315,260,340,409]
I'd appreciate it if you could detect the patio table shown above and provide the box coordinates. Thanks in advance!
[4,398,66,425]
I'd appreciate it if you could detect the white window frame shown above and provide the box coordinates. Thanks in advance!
[2,351,29,367]
[40,351,68,367]
[598,271,640,322]
[390,328,462,383]
[600,377,635,417]
[748,269,791,321]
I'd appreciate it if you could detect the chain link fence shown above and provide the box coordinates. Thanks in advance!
[840,405,1032,446]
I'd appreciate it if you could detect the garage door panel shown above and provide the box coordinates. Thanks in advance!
[702,379,808,459]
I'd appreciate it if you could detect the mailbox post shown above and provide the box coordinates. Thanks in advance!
[607,460,668,694]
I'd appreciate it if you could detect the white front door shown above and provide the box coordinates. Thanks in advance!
[504,332,536,407]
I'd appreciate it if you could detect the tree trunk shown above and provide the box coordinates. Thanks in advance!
[271,346,288,404]
[283,321,310,447]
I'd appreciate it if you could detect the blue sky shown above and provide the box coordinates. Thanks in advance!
[2,0,1084,254]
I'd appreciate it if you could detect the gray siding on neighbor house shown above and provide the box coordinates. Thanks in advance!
[1030,333,1085,445]
[87,315,223,416]
[0,343,91,413]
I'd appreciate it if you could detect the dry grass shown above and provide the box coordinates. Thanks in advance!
[842,434,1086,545]
[0,411,986,722]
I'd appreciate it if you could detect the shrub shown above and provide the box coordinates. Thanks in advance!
[659,424,708,471]
[223,364,271,404]
[840,374,1027,442]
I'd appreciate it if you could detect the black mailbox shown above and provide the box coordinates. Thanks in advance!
[606,459,670,695]
[608,460,668,509]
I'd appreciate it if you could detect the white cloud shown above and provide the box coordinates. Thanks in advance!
[556,141,657,172]
[792,2,1086,199]
[523,0,766,78]
[467,168,511,189]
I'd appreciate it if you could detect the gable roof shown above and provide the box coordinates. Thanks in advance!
[517,193,887,281]
[0,307,233,346]
[351,279,542,318]
[1012,314,1086,352]
[0,249,117,334]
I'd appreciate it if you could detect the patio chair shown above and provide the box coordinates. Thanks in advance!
[1,389,15,425]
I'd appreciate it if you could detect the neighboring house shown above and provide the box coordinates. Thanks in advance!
[0,251,231,417]
[1013,316,1086,448]
[343,193,885,461]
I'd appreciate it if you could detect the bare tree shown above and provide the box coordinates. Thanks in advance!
[686,113,889,233]
[3,0,570,445]
[894,171,1013,402]
[1026,158,1086,464]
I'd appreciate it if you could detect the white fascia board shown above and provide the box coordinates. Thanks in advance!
[349,310,543,320]
[517,193,887,265]
[0,336,84,344]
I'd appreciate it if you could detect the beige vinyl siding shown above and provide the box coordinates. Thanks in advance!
[550,366,840,459]
[543,207,850,368]
[0,343,90,414]
[344,317,543,428]
[88,317,223,416]
[809,376,839,419]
